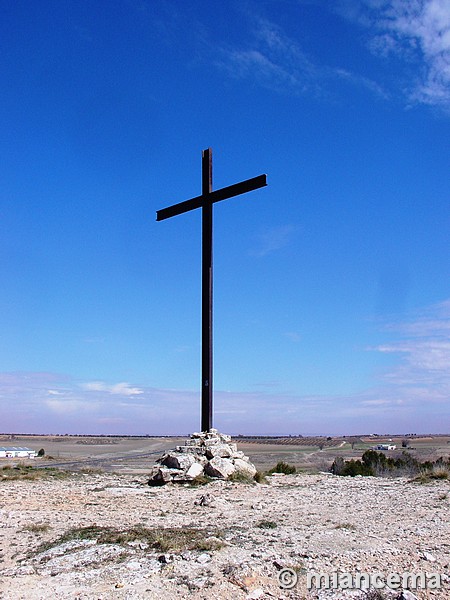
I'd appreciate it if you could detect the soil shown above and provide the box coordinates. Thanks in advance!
[0,469,449,599]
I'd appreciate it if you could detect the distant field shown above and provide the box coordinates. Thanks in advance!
[1,433,449,474]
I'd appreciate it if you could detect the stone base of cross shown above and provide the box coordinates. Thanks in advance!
[148,428,257,485]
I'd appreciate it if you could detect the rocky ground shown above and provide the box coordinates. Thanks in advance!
[0,470,449,600]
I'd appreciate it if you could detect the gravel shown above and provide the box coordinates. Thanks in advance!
[0,472,448,599]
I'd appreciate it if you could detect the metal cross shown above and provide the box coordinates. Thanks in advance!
[156,148,267,432]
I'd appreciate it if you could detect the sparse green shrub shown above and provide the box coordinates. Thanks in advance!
[33,524,224,556]
[269,461,296,475]
[429,467,449,480]
[188,474,213,486]
[362,588,389,599]
[334,522,356,530]
[253,471,268,484]
[330,456,345,475]
[257,520,277,529]
[21,523,51,533]
[229,471,256,484]
[331,457,373,477]
[0,466,71,482]
[412,466,450,483]
[331,451,450,479]
[411,472,431,484]
[78,467,103,475]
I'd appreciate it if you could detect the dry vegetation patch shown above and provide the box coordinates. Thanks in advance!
[0,465,71,482]
[33,524,225,557]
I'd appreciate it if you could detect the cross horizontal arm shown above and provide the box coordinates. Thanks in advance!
[156,174,267,221]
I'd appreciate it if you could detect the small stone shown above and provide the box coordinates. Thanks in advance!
[194,493,214,506]
[196,552,211,564]
[398,592,420,600]
[187,576,210,590]
[186,462,204,478]
[247,588,264,599]
[420,551,436,562]
[115,582,124,588]
[158,554,172,564]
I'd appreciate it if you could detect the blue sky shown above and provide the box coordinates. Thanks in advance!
[0,0,449,436]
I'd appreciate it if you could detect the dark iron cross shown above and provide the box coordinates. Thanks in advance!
[156,148,267,432]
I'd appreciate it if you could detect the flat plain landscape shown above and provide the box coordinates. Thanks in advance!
[0,434,449,599]
[1,433,449,474]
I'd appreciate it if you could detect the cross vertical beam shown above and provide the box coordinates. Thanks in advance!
[156,148,267,432]
[201,148,213,432]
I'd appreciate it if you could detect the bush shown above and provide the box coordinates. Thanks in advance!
[37,448,45,457]
[331,451,450,479]
[330,456,345,475]
[254,471,268,484]
[228,471,255,484]
[269,461,296,475]
[257,520,277,529]
[189,474,213,486]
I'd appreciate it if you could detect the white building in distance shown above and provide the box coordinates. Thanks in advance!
[0,447,37,458]
[374,444,396,451]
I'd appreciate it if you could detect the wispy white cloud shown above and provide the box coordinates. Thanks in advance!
[45,398,94,414]
[369,298,450,400]
[217,3,449,111]
[250,224,298,257]
[0,299,448,435]
[342,0,450,110]
[82,381,144,396]
[285,331,302,342]
[217,15,385,100]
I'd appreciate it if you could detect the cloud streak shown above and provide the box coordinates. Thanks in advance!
[216,2,449,111]
[217,15,386,100]
[82,381,144,396]
[250,224,298,257]
[345,0,450,110]
[0,299,448,435]
[373,299,450,393]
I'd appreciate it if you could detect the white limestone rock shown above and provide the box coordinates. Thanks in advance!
[233,458,257,478]
[148,466,176,486]
[186,462,204,479]
[161,453,196,470]
[204,457,236,479]
[205,443,234,459]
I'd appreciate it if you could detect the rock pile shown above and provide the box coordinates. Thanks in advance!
[148,429,257,485]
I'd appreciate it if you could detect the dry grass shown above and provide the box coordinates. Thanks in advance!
[34,524,225,556]
[334,522,356,530]
[411,466,450,484]
[256,520,277,529]
[361,589,390,599]
[0,465,71,482]
[21,523,51,534]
